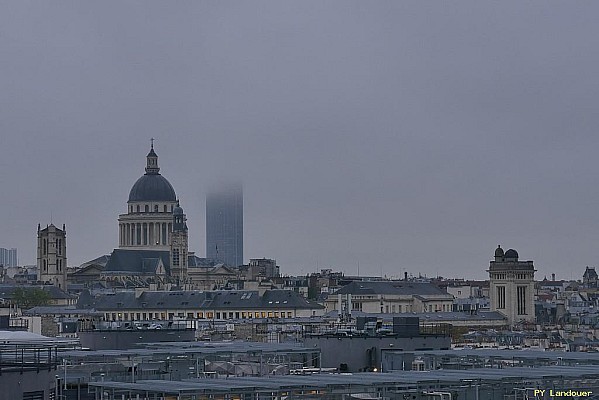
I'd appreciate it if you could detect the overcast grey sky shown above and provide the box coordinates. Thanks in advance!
[2,2,598,280]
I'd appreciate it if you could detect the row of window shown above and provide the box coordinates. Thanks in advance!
[347,302,450,313]
[41,238,63,255]
[496,285,528,315]
[130,204,174,213]
[41,258,64,272]
[492,273,531,280]
[105,310,295,321]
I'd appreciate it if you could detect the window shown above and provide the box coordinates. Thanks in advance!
[173,249,180,266]
[216,312,221,319]
[517,286,527,315]
[497,286,506,309]
[164,205,167,212]
[22,391,44,400]
[145,205,149,212]
[137,205,140,212]
[154,205,159,212]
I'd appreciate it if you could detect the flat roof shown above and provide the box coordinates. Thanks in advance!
[394,348,599,361]
[89,366,599,395]
[61,341,317,359]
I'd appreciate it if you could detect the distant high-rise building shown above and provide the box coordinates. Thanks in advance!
[206,183,243,267]
[0,248,18,267]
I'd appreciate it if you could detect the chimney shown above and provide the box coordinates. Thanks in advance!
[404,272,408,281]
[552,273,556,281]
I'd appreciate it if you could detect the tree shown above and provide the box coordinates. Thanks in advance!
[11,287,51,309]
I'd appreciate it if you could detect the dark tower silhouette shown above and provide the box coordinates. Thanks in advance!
[206,183,243,267]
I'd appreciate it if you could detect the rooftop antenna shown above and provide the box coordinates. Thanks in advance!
[151,137,155,149]
[357,261,360,277]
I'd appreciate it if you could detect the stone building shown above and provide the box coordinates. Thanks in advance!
[488,245,536,327]
[37,223,67,289]
[99,143,191,286]
[325,281,454,315]
[169,203,189,285]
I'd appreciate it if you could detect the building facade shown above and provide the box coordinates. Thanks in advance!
[0,248,17,267]
[488,245,536,327]
[206,182,243,267]
[37,223,67,289]
[325,281,454,315]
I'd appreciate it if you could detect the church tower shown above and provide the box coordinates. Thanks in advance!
[169,202,188,285]
[488,245,536,327]
[37,223,67,289]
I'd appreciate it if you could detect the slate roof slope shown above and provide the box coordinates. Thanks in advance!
[79,289,323,311]
[79,255,111,269]
[210,290,324,310]
[335,281,449,296]
[335,281,399,295]
[103,249,171,275]
[391,282,449,296]
[100,250,212,275]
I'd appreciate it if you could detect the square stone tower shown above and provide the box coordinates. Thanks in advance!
[488,245,536,327]
[37,223,67,289]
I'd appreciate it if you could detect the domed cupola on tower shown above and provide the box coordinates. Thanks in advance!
[118,141,181,250]
[128,143,177,203]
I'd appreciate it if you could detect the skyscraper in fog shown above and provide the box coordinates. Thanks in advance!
[206,183,243,267]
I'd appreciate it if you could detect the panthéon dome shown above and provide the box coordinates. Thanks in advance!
[128,145,177,202]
